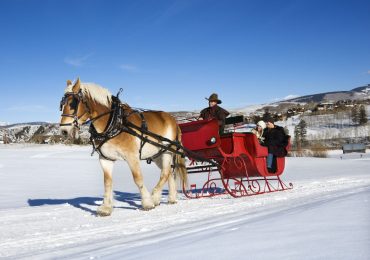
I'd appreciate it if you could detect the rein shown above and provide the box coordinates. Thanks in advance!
[60,89,218,167]
[88,97,218,166]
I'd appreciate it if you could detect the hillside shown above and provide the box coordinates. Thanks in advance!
[1,84,369,147]
[0,123,90,144]
[279,84,370,103]
[232,83,370,115]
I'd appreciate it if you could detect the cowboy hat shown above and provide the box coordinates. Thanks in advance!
[205,93,222,104]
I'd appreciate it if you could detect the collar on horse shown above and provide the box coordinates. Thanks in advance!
[87,91,179,162]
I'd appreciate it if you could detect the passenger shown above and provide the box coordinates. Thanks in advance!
[251,120,266,144]
[261,115,287,172]
[200,93,230,134]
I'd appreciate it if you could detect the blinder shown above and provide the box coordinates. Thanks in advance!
[60,90,84,111]
[60,89,87,129]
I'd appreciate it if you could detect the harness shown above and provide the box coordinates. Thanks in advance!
[88,96,178,162]
[60,89,218,167]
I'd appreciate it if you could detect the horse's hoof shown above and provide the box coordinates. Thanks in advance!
[151,194,162,206]
[97,205,113,217]
[152,198,161,207]
[168,200,177,205]
[141,203,155,211]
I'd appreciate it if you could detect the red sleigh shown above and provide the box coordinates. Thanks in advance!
[179,119,292,198]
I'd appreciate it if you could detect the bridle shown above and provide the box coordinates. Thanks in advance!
[59,90,89,129]
[60,89,113,129]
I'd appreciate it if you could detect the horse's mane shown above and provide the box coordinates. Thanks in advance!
[65,82,112,107]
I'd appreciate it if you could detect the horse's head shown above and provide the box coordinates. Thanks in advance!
[59,78,90,139]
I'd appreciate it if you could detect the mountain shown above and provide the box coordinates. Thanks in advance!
[1,83,369,145]
[0,123,90,144]
[231,84,370,116]
[280,84,370,103]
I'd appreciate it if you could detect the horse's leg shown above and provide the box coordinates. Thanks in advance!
[127,157,154,210]
[152,153,173,206]
[97,159,114,216]
[167,169,177,204]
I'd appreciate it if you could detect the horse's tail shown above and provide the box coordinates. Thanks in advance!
[174,152,188,190]
[174,125,188,190]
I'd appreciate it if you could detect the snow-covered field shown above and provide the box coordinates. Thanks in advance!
[0,144,369,259]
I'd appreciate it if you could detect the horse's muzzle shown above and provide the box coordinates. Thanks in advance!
[61,129,68,137]
[60,126,79,140]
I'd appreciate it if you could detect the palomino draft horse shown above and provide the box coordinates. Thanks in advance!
[60,78,187,216]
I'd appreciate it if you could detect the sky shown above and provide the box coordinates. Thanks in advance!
[0,0,370,124]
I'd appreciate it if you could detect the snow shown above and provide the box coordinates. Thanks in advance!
[232,104,266,114]
[0,144,369,259]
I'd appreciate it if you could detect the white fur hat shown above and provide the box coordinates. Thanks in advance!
[257,120,266,129]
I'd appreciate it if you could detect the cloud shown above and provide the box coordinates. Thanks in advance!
[119,64,138,72]
[64,53,93,67]
[367,70,370,74]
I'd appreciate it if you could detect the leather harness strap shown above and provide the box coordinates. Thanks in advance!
[60,90,218,167]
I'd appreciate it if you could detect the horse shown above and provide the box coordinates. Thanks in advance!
[59,78,188,216]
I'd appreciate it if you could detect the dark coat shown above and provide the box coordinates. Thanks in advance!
[262,125,287,157]
[200,105,230,134]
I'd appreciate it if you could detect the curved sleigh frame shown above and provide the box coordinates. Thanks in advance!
[179,119,293,198]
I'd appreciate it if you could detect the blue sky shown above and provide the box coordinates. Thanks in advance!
[0,0,369,123]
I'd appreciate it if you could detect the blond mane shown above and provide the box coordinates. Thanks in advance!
[65,81,112,107]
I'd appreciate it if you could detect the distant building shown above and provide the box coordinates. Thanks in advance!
[316,102,334,111]
[342,143,366,154]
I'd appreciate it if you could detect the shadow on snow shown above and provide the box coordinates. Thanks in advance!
[27,190,170,215]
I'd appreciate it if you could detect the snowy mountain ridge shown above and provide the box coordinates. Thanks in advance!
[231,83,370,114]
[1,84,369,144]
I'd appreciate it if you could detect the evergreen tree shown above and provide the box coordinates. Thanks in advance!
[351,106,360,125]
[294,119,307,150]
[298,119,307,145]
[359,105,368,125]
[294,124,301,150]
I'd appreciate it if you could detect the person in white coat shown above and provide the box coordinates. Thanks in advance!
[251,120,266,144]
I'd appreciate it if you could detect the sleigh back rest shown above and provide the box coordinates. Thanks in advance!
[243,133,268,158]
[220,133,234,154]
[179,119,220,151]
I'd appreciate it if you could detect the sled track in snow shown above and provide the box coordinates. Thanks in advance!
[1,176,370,259]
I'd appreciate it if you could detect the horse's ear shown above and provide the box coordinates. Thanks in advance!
[72,78,81,92]
[66,80,72,86]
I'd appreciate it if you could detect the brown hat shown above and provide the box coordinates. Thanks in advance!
[206,93,222,104]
